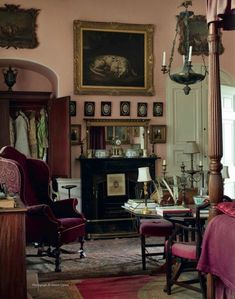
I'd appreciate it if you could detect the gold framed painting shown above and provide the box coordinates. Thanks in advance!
[107,173,126,196]
[73,20,154,95]
[150,125,167,144]
[70,124,81,145]
[178,15,224,56]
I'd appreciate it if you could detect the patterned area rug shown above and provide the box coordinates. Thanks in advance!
[27,237,164,282]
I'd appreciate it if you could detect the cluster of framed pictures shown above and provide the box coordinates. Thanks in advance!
[84,101,163,117]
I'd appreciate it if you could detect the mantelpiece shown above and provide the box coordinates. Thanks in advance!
[79,156,159,238]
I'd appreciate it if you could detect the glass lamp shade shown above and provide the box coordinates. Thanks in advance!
[137,167,152,182]
[222,165,230,179]
[184,141,200,154]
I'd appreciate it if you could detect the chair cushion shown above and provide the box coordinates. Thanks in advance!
[59,217,86,244]
[216,202,235,217]
[171,242,197,260]
[139,218,173,237]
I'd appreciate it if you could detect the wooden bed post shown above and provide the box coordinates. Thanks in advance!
[207,21,224,299]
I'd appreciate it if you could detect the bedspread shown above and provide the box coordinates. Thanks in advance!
[197,214,235,297]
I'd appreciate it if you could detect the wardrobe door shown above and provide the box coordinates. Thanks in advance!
[49,96,71,178]
[0,99,10,148]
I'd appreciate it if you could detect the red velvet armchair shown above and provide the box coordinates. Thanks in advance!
[0,146,86,272]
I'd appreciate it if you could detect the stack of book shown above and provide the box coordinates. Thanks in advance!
[155,205,192,216]
[0,197,16,209]
[124,199,157,212]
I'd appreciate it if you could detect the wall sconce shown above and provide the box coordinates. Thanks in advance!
[161,1,207,95]
[137,167,152,214]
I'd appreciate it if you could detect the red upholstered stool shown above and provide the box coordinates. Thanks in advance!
[139,218,173,270]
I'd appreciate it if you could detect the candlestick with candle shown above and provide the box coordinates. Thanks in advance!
[188,46,192,62]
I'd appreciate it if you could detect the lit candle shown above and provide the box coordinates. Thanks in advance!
[188,46,192,62]
[199,160,202,166]
[162,51,166,66]
[162,159,166,166]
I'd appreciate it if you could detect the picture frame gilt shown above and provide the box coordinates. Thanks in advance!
[70,124,81,145]
[74,20,154,95]
[107,173,126,196]
[178,15,224,56]
[150,125,167,144]
[0,4,39,49]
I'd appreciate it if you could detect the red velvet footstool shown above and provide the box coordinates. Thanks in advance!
[139,218,173,270]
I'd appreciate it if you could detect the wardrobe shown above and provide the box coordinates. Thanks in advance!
[0,91,71,178]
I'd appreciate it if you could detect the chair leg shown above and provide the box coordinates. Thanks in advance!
[79,236,86,258]
[54,246,61,272]
[165,249,173,294]
[198,271,207,299]
[141,235,146,270]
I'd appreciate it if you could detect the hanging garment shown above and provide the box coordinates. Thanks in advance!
[29,111,38,158]
[9,116,15,147]
[15,111,31,157]
[37,108,48,160]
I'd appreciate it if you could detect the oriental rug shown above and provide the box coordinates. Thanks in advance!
[34,275,202,299]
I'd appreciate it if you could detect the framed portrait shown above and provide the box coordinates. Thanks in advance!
[178,15,224,56]
[101,101,112,116]
[84,101,95,117]
[74,20,154,95]
[0,4,39,49]
[153,102,163,117]
[120,101,130,116]
[137,102,148,117]
[150,125,167,143]
[107,173,126,196]
[70,124,81,145]
[69,101,76,116]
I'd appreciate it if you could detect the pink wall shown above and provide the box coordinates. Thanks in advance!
[0,0,235,178]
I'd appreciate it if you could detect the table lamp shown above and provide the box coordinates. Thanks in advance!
[137,167,152,214]
[222,165,230,182]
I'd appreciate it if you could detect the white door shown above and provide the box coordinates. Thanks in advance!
[166,70,208,177]
[221,85,235,198]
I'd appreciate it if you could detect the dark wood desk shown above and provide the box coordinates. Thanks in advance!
[0,199,27,299]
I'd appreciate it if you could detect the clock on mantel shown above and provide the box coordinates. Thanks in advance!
[111,138,123,157]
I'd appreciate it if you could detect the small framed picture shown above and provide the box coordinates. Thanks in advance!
[150,125,167,143]
[107,173,126,196]
[137,102,148,117]
[84,101,95,117]
[69,101,76,116]
[101,101,112,116]
[153,102,163,117]
[70,124,81,145]
[120,101,130,116]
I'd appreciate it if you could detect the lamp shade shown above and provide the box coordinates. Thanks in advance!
[183,141,200,154]
[137,167,152,182]
[222,165,230,179]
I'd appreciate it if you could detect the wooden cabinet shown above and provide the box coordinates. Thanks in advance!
[79,157,158,238]
[0,91,71,178]
[0,200,27,299]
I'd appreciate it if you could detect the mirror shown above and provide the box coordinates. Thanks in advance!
[84,118,150,158]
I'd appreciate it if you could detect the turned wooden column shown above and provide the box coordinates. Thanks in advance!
[207,21,224,299]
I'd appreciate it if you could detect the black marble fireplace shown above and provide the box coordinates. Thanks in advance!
[79,157,158,238]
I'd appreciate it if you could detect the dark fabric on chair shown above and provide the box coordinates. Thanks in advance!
[0,146,86,272]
